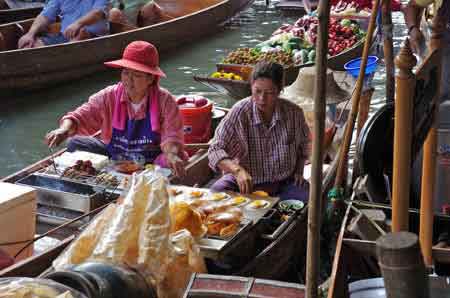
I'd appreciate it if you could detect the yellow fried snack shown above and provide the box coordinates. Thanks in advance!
[170,201,207,238]
[190,190,204,198]
[210,192,228,201]
[231,196,248,206]
[248,200,269,209]
[219,223,239,238]
[252,190,269,197]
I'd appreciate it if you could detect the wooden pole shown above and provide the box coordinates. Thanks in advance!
[381,0,395,102]
[334,0,380,188]
[419,13,445,267]
[356,88,375,137]
[392,39,416,232]
[305,0,331,297]
[377,232,429,298]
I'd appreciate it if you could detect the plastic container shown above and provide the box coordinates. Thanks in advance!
[344,56,379,78]
[177,95,213,145]
[344,56,379,91]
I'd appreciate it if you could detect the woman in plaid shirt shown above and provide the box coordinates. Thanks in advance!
[208,61,311,202]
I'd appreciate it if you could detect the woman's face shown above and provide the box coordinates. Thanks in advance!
[121,68,155,100]
[251,78,279,114]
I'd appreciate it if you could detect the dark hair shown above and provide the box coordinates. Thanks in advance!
[250,60,284,91]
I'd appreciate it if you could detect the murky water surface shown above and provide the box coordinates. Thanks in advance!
[0,0,407,177]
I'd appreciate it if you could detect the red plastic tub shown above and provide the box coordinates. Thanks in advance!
[177,95,213,145]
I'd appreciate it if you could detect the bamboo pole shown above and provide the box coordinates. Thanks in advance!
[333,0,380,188]
[419,14,445,267]
[381,0,395,102]
[392,39,416,232]
[305,0,331,297]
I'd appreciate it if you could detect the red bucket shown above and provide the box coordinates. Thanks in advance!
[177,95,213,148]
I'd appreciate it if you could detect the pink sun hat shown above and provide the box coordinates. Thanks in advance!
[104,41,166,77]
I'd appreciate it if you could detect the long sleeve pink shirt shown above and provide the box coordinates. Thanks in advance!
[61,84,184,148]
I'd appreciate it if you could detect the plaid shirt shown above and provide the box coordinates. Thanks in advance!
[208,97,310,185]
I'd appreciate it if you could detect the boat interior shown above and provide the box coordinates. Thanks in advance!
[0,0,44,10]
[0,0,225,51]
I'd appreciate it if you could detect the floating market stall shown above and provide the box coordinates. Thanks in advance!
[194,14,372,100]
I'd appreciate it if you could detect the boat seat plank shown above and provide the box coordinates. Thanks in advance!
[4,0,44,9]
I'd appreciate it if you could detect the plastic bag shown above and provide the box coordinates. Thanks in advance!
[0,277,86,298]
[138,177,171,284]
[92,173,151,264]
[52,204,117,270]
[158,230,207,298]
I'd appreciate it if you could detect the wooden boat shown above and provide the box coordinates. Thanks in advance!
[193,29,375,101]
[0,145,313,281]
[274,0,318,16]
[0,0,43,24]
[0,0,255,96]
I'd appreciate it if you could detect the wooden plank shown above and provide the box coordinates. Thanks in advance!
[342,238,377,257]
[327,201,353,298]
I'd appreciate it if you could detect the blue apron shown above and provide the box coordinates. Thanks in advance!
[106,103,162,163]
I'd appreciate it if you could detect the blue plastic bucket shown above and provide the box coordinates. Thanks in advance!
[344,56,379,78]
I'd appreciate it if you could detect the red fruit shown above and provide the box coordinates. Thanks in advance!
[177,97,187,105]
[195,98,208,107]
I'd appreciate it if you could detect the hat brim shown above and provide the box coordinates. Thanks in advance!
[104,59,166,78]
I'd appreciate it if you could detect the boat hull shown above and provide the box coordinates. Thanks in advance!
[0,0,254,96]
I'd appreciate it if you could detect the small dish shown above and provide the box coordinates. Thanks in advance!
[251,190,269,197]
[209,192,230,201]
[278,199,305,213]
[246,199,270,210]
[229,196,250,206]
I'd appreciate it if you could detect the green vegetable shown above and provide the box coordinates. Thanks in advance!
[340,19,352,27]
[299,49,309,64]
[308,50,316,62]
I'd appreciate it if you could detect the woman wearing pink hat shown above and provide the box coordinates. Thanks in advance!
[45,41,186,176]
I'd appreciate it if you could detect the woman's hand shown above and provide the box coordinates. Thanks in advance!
[234,167,253,194]
[166,152,186,177]
[45,128,70,148]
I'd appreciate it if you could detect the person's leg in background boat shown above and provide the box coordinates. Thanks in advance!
[277,178,310,202]
[66,136,109,157]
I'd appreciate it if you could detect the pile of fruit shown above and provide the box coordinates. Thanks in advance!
[222,47,294,67]
[219,15,365,70]
[210,71,244,80]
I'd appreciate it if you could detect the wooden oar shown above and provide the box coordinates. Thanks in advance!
[305,0,331,297]
[333,0,380,189]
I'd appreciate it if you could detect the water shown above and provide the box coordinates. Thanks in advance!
[0,1,407,178]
